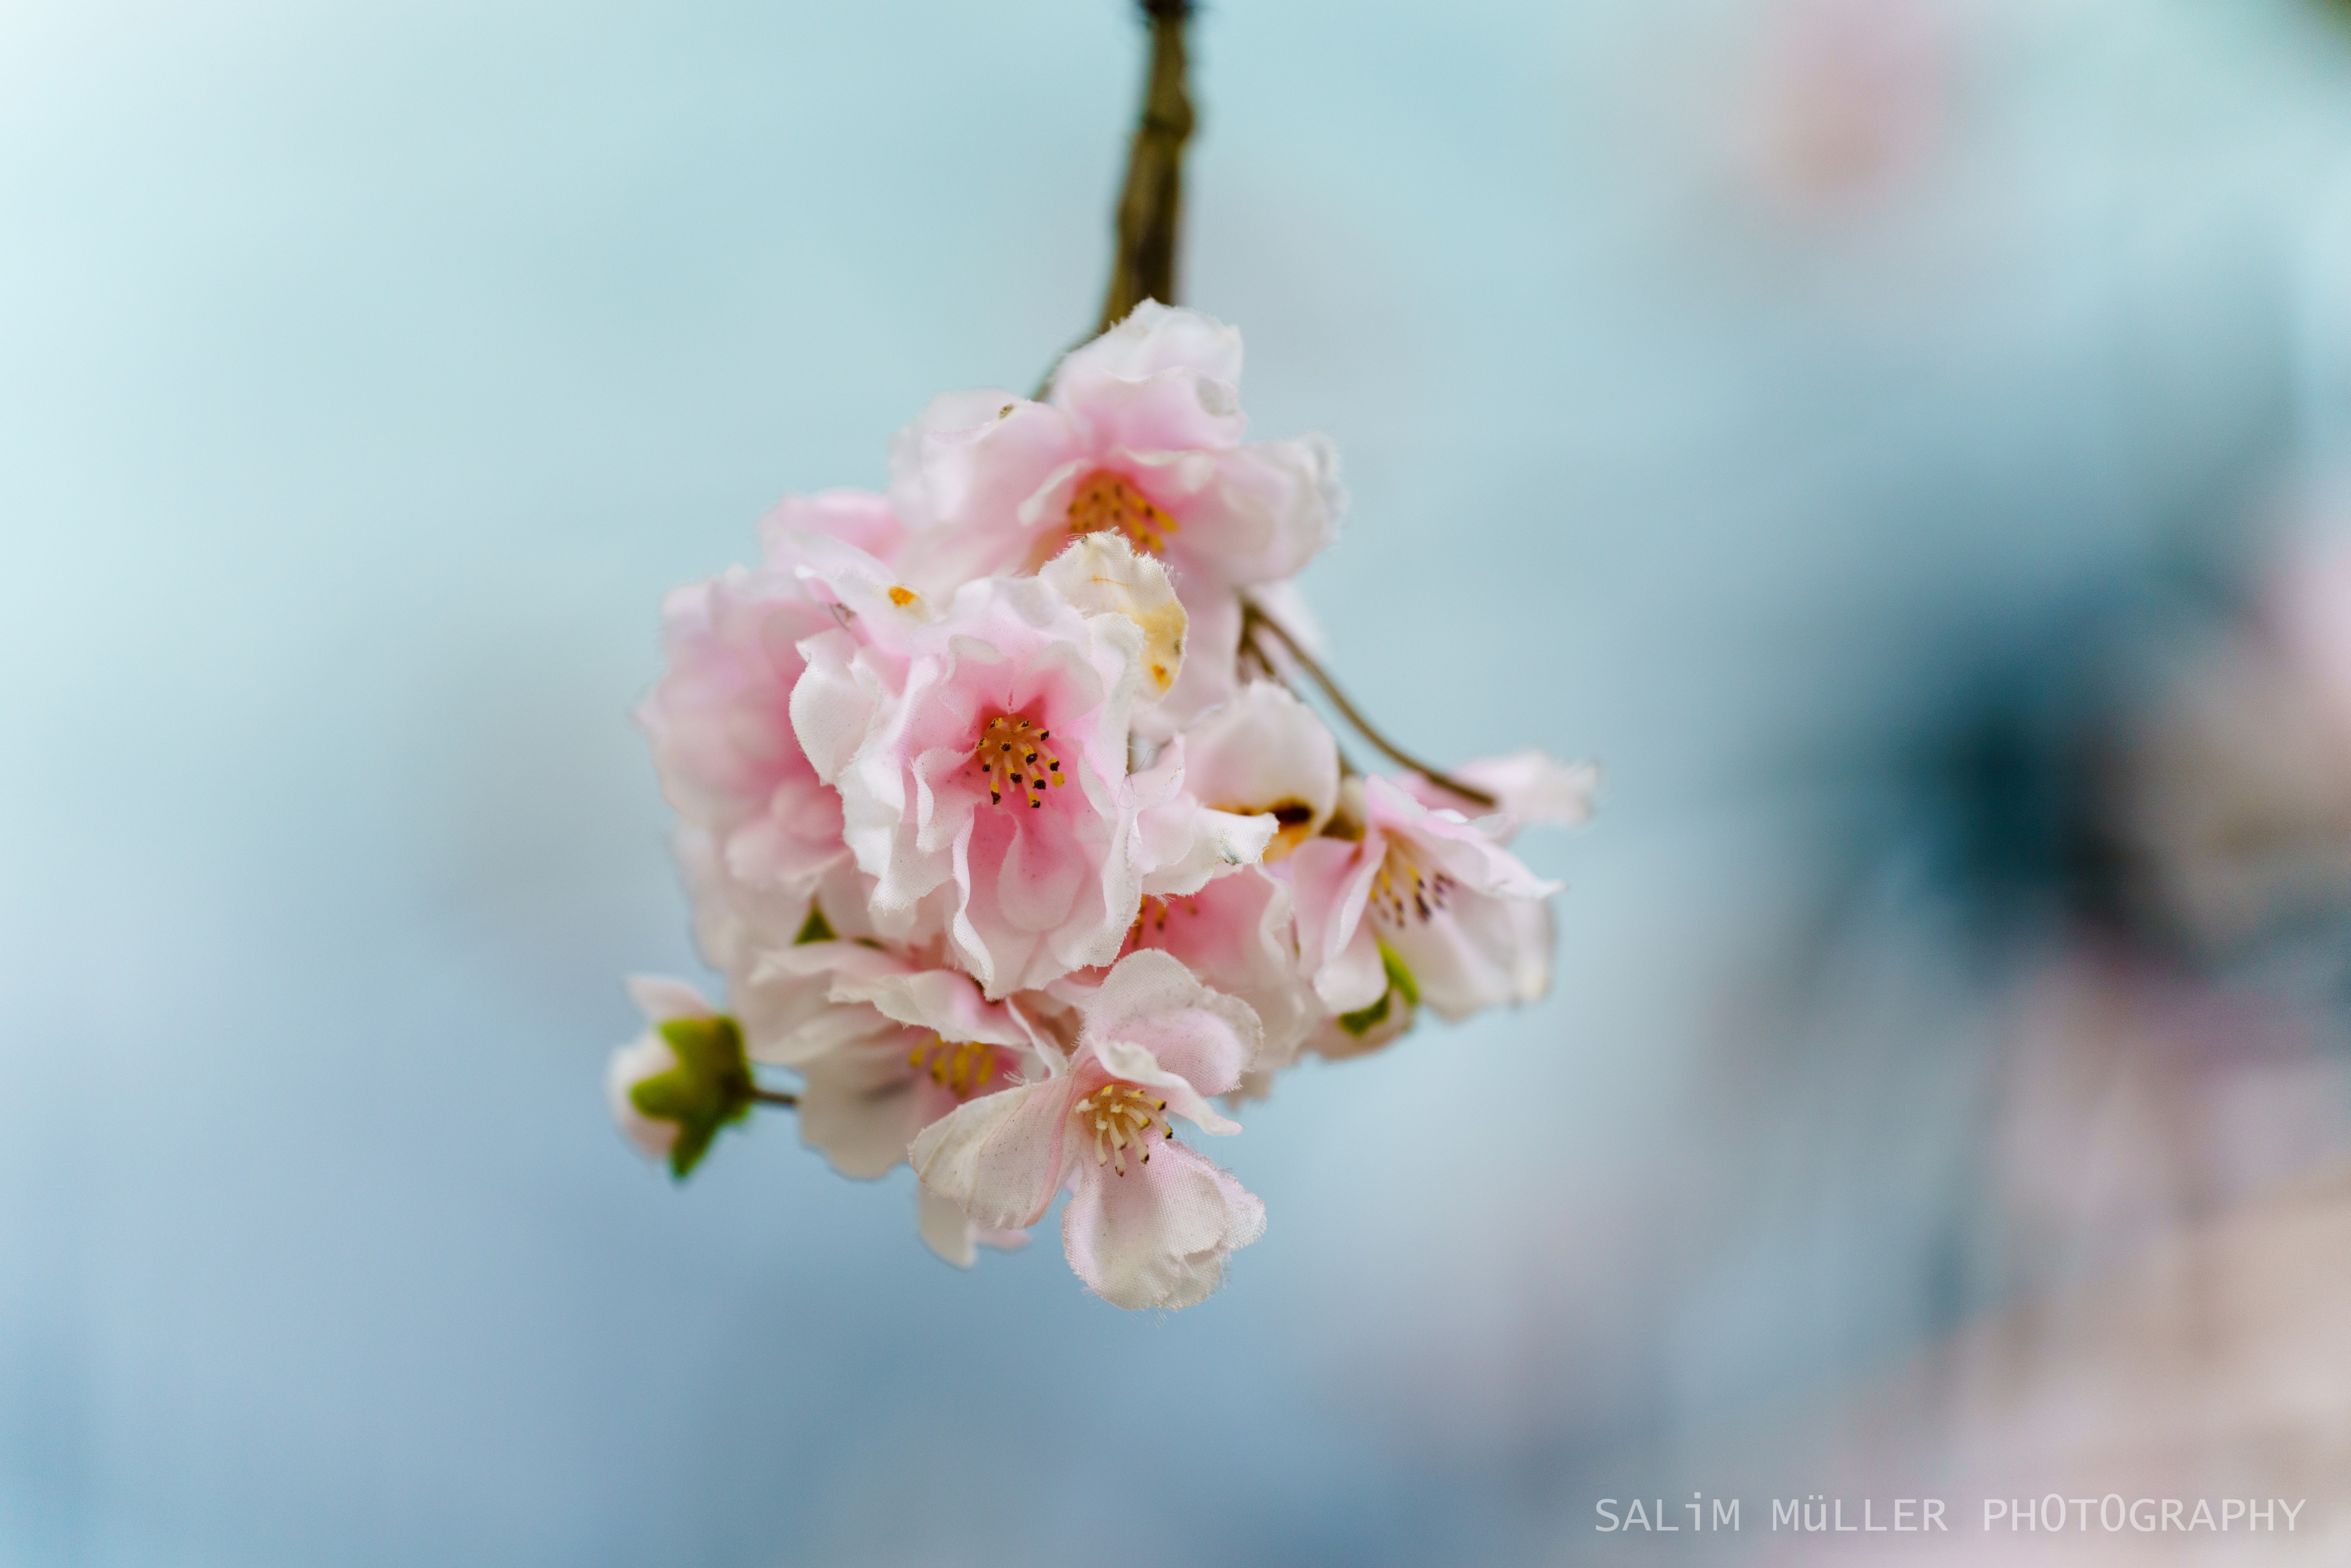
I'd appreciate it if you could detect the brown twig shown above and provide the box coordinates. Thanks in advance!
[1099,0,1194,335]
[1036,2,1195,398]
[749,1086,800,1110]
[1239,600,1499,810]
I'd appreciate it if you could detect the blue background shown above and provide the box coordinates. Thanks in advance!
[6,0,2351,1562]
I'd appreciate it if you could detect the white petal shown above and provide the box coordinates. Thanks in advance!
[796,1037,923,1180]
[605,1031,682,1161]
[1180,682,1341,850]
[1389,890,1554,1021]
[1060,1140,1265,1311]
[1079,949,1263,1126]
[909,1080,1073,1232]
[623,974,711,1025]
[1127,736,1280,896]
[916,1182,979,1268]
[1051,300,1244,390]
[1039,532,1187,703]
[788,628,879,787]
[1449,750,1600,832]
[916,1183,1031,1269]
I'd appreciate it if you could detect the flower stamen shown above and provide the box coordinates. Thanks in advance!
[905,1036,999,1099]
[976,715,1064,807]
[1067,469,1178,556]
[1368,846,1456,928]
[1071,1083,1173,1175]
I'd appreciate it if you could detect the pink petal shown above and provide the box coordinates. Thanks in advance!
[797,1028,929,1180]
[909,1078,1074,1232]
[1060,1139,1266,1311]
[1081,950,1261,1115]
[758,487,906,568]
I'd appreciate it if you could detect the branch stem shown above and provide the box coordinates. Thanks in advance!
[749,1086,800,1110]
[1097,0,1194,335]
[1239,601,1498,810]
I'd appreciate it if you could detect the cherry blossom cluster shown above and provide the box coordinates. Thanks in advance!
[609,303,1594,1309]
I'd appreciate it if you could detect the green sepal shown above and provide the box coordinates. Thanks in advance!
[1336,990,1391,1038]
[792,904,835,946]
[629,1014,755,1179]
[1376,938,1419,1007]
[1336,940,1419,1038]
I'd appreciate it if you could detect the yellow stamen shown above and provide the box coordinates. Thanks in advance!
[1070,1083,1171,1175]
[1066,469,1178,556]
[905,1036,998,1099]
[974,714,1063,808]
[1367,845,1458,928]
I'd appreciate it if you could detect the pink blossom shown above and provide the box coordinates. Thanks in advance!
[910,950,1266,1309]
[1127,735,1281,897]
[638,553,879,1063]
[1178,681,1341,858]
[761,937,1045,1264]
[640,565,846,900]
[669,825,876,1060]
[887,303,1342,729]
[792,569,1168,998]
[617,303,1592,1308]
[1117,868,1317,1091]
[1288,776,1562,1025]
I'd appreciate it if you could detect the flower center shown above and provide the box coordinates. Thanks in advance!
[1067,469,1178,556]
[975,714,1064,808]
[906,1036,998,1099]
[1367,846,1456,927]
[1071,1082,1173,1175]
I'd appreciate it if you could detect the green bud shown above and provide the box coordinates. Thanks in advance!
[628,1014,755,1178]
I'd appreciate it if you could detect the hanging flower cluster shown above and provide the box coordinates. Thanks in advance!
[609,303,1595,1309]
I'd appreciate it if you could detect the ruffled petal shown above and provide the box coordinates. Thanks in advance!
[910,1078,1075,1232]
[1127,735,1278,896]
[1051,300,1244,390]
[1402,749,1599,837]
[888,390,1080,578]
[789,627,882,788]
[1061,1139,1265,1311]
[1037,532,1187,702]
[823,961,1034,1051]
[1384,882,1555,1021]
[1187,435,1342,585]
[796,1029,929,1180]
[1128,869,1317,1075]
[1285,837,1389,1013]
[758,487,907,569]
[1180,682,1341,855]
[1078,949,1262,1129]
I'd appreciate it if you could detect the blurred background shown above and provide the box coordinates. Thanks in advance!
[10,0,2351,1562]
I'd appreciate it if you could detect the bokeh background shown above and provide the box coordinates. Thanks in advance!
[11,0,2351,1562]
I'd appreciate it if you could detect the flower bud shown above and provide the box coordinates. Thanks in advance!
[607,977,757,1178]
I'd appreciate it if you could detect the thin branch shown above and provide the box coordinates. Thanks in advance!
[1240,601,1499,810]
[1034,2,1197,398]
[1099,0,1194,336]
[749,1086,800,1110]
